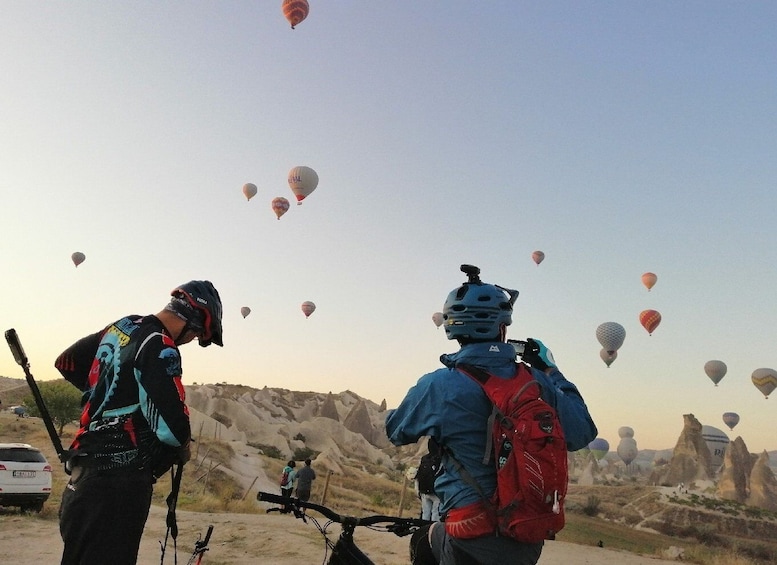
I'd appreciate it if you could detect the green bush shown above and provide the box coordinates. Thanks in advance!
[582,495,601,516]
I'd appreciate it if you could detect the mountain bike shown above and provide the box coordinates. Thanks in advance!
[257,491,432,565]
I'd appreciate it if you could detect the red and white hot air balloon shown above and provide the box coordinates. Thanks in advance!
[282,0,309,29]
[641,272,657,291]
[639,309,662,336]
[71,252,86,267]
[531,251,545,266]
[301,301,316,318]
[271,197,290,220]
[288,166,318,205]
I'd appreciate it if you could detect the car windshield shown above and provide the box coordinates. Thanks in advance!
[0,448,47,463]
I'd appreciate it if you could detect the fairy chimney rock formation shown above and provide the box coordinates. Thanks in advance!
[319,393,340,421]
[661,414,713,486]
[343,399,375,444]
[717,437,753,504]
[746,451,777,511]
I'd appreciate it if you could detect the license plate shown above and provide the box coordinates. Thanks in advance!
[12,470,36,478]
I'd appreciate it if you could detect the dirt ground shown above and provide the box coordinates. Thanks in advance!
[0,503,679,565]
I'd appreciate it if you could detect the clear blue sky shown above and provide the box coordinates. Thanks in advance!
[1,2,775,452]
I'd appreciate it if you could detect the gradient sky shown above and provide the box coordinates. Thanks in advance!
[1,3,775,452]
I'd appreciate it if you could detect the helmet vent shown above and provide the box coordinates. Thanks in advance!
[455,286,469,300]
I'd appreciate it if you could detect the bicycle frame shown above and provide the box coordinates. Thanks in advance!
[257,491,430,565]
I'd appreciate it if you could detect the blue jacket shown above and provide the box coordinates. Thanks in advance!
[385,341,597,515]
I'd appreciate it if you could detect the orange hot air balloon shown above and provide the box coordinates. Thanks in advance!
[71,252,86,267]
[531,251,545,266]
[639,309,661,335]
[301,301,316,318]
[271,197,290,220]
[641,272,657,291]
[282,0,309,29]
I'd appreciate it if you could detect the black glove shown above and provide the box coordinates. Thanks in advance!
[522,338,557,372]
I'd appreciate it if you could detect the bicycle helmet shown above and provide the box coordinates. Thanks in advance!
[442,265,519,342]
[166,280,223,347]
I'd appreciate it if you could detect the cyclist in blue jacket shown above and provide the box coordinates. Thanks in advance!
[386,265,597,565]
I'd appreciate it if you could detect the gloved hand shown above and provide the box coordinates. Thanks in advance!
[522,338,557,372]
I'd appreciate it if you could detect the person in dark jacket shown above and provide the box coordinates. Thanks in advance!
[387,265,597,565]
[294,458,317,502]
[54,280,223,565]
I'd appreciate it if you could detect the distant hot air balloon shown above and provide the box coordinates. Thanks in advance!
[271,197,290,220]
[588,438,610,461]
[432,312,444,329]
[240,307,251,319]
[288,166,318,204]
[71,252,86,267]
[596,322,626,354]
[722,412,739,430]
[639,309,661,335]
[531,251,545,266]
[599,348,617,368]
[282,0,309,29]
[704,360,727,386]
[301,301,316,318]
[701,425,730,468]
[641,272,657,291]
[242,183,258,201]
[751,368,777,399]
[617,438,638,466]
[618,426,634,439]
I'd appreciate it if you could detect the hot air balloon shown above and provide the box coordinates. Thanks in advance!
[751,368,777,399]
[240,307,251,319]
[599,348,617,368]
[271,197,290,220]
[639,309,661,335]
[301,301,316,318]
[701,425,730,468]
[704,360,727,386]
[288,166,318,204]
[242,183,258,201]
[617,438,638,466]
[588,438,610,461]
[531,251,545,266]
[596,322,626,354]
[618,426,634,439]
[282,0,309,29]
[432,312,444,329]
[71,252,86,267]
[641,272,657,291]
[722,412,739,430]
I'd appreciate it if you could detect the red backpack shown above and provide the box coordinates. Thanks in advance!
[452,362,568,543]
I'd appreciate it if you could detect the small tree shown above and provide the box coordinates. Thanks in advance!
[23,380,83,436]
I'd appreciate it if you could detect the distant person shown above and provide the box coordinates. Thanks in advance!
[295,458,317,503]
[387,265,597,565]
[280,460,297,513]
[415,441,442,521]
[53,281,224,565]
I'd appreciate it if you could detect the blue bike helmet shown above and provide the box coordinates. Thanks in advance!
[167,280,224,347]
[442,265,519,342]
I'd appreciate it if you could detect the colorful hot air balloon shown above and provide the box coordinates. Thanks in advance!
[288,166,318,204]
[599,348,617,368]
[432,312,444,329]
[722,412,739,430]
[596,322,626,354]
[617,438,638,466]
[641,272,657,291]
[301,301,316,318]
[242,183,258,201]
[751,368,777,399]
[271,197,290,220]
[588,438,610,461]
[282,0,309,29]
[639,309,661,335]
[240,307,251,319]
[71,252,86,267]
[531,251,545,266]
[704,360,727,386]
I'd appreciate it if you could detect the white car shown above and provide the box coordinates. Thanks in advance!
[0,443,52,512]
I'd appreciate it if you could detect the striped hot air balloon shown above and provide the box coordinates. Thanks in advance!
[282,0,309,29]
[639,309,661,335]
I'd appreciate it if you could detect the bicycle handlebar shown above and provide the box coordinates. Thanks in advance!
[257,491,432,530]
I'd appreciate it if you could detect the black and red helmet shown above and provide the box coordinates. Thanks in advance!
[168,280,223,347]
